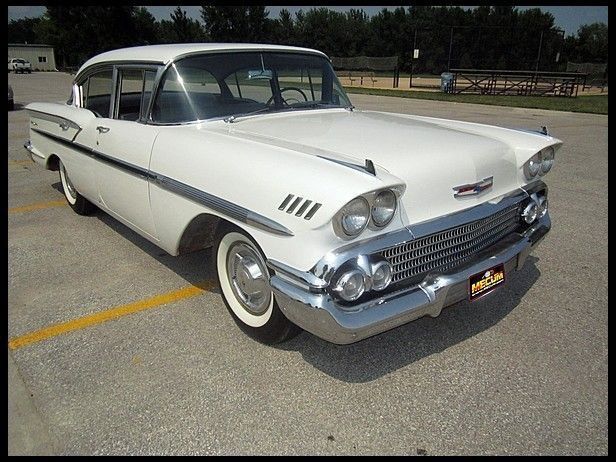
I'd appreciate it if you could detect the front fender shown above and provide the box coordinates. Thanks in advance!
[148,123,406,270]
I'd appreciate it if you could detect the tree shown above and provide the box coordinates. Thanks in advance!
[200,5,272,43]
[167,6,205,42]
[8,17,43,44]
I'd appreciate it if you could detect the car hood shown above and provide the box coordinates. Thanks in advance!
[224,109,528,224]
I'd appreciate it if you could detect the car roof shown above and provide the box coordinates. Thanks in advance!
[76,43,329,76]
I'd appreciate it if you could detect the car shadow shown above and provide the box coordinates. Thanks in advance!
[51,183,541,383]
[277,257,540,382]
[94,209,220,294]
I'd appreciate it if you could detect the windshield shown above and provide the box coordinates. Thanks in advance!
[151,52,352,124]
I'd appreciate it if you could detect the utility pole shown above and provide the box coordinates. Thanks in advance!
[410,28,417,88]
[447,26,454,71]
[535,29,544,72]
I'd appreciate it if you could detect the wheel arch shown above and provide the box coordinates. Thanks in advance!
[46,153,60,171]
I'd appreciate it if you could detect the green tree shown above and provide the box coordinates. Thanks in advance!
[8,17,43,44]
[200,5,271,43]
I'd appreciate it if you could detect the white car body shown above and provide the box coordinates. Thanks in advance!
[24,44,560,344]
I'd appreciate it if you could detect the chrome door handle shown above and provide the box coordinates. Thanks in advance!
[96,126,110,133]
[59,122,69,131]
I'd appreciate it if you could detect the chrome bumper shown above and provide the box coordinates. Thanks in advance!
[270,214,550,345]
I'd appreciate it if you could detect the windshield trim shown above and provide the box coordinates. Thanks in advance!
[145,50,350,126]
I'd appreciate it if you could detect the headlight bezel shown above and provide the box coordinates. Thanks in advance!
[333,196,371,238]
[370,189,397,228]
[539,146,555,175]
[333,188,401,239]
[524,146,557,180]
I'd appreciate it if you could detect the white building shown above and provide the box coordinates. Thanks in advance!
[8,44,57,71]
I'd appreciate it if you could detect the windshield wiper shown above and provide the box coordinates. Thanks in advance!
[286,102,341,110]
[224,106,281,123]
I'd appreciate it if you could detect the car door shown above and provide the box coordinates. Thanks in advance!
[93,67,160,239]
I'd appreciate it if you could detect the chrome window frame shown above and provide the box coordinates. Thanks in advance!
[111,64,163,123]
[73,61,164,121]
[145,49,340,127]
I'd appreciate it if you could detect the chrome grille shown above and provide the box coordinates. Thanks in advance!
[382,205,521,284]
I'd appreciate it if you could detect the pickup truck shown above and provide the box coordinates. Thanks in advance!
[8,58,32,74]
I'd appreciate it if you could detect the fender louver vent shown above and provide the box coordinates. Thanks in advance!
[278,194,322,220]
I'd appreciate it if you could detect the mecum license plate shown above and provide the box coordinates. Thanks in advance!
[469,264,505,301]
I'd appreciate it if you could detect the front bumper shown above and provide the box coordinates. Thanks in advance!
[269,213,550,345]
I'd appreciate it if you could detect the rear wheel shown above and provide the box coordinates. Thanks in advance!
[59,159,96,215]
[215,227,300,344]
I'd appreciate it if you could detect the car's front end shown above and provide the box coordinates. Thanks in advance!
[252,115,560,344]
[268,181,550,344]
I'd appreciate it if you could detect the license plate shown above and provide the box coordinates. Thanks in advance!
[469,264,505,301]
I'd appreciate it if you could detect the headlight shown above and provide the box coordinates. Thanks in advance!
[333,269,366,301]
[371,260,393,291]
[371,190,397,227]
[539,146,555,175]
[524,152,542,179]
[337,197,370,237]
[521,201,538,224]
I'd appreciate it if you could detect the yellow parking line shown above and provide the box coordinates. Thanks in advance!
[8,200,66,214]
[8,280,215,350]
[9,159,33,165]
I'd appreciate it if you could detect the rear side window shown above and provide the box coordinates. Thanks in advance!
[85,69,113,117]
[116,69,144,121]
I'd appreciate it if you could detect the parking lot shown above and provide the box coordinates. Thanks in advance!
[8,71,607,455]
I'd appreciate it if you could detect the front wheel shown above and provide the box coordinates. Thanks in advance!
[59,159,96,215]
[215,228,300,344]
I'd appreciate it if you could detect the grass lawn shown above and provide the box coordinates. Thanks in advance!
[343,86,608,114]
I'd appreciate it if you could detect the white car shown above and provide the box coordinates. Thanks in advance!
[24,44,560,345]
[8,58,32,73]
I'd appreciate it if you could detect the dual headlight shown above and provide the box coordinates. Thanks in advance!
[332,258,394,302]
[334,189,397,238]
[524,146,555,180]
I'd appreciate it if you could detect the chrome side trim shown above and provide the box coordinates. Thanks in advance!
[31,128,150,178]
[27,108,82,140]
[316,155,375,176]
[31,129,293,237]
[150,174,294,237]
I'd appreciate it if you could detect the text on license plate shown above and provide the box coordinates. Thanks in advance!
[469,264,505,301]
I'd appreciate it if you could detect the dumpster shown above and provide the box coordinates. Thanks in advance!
[440,72,454,93]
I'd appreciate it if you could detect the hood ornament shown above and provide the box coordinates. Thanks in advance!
[453,176,493,197]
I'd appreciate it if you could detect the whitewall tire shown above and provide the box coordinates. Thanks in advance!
[215,226,300,344]
[58,159,96,215]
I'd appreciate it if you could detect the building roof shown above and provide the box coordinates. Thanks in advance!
[77,43,328,76]
[8,43,54,48]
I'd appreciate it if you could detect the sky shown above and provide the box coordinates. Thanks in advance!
[7,5,609,36]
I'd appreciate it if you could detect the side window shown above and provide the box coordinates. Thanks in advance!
[85,69,113,117]
[116,69,144,121]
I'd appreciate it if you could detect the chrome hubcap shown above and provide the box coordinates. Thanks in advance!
[227,242,271,315]
[60,163,76,199]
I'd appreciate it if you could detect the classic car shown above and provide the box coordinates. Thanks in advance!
[8,58,32,74]
[24,43,560,345]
